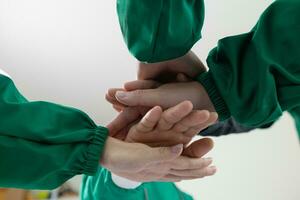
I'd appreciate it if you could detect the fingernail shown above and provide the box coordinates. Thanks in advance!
[171,144,183,154]
[205,157,213,163]
[205,157,213,161]
[116,91,127,99]
[208,166,217,174]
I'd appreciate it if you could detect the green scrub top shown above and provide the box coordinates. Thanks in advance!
[117,0,205,63]
[118,0,300,137]
[81,167,193,200]
[0,74,109,190]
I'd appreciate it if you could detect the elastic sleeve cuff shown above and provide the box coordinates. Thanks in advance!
[83,126,109,175]
[196,72,231,121]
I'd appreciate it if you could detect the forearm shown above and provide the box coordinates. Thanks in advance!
[0,74,108,189]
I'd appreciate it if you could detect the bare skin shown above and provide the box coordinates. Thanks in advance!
[103,101,217,182]
[102,51,217,182]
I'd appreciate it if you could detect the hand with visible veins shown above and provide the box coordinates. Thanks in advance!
[125,101,217,147]
[106,50,206,112]
[115,80,214,111]
[106,101,217,182]
[103,51,217,182]
[106,100,217,144]
[106,79,216,136]
[105,50,214,135]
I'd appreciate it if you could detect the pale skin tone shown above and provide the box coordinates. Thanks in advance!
[117,80,214,111]
[137,51,206,81]
[102,101,217,182]
[107,54,213,111]
[106,51,208,112]
[102,51,218,182]
[105,51,215,136]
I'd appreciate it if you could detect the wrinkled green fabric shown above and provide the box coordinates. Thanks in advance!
[290,107,300,137]
[197,0,300,138]
[0,75,109,189]
[81,167,193,200]
[117,0,204,63]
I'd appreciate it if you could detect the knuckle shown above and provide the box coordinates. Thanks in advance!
[185,160,194,169]
[161,116,173,127]
[196,159,205,168]
[173,123,183,132]
[182,136,192,144]
[179,122,189,131]
[134,89,145,96]
[195,169,205,178]
[169,112,178,122]
[173,134,186,144]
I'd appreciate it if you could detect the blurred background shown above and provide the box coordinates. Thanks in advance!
[0,0,299,200]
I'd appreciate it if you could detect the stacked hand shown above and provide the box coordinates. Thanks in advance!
[102,101,217,182]
[101,51,217,182]
[106,51,216,137]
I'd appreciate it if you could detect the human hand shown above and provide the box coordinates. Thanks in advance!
[105,51,206,112]
[125,101,217,147]
[100,137,216,182]
[116,81,215,111]
[106,81,216,138]
[138,51,206,81]
[103,103,217,182]
[106,79,215,114]
[106,99,217,142]
[105,50,210,131]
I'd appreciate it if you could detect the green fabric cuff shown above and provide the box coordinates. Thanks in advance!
[196,72,231,121]
[83,126,109,175]
[117,0,205,63]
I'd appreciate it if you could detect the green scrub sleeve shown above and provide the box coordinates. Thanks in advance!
[0,75,109,190]
[81,167,193,200]
[197,0,300,131]
[117,0,205,63]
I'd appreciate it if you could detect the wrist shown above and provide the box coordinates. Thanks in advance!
[199,83,216,112]
[99,137,117,168]
[100,137,149,173]
[191,81,216,112]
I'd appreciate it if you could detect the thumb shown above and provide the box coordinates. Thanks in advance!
[146,144,183,163]
[115,89,162,107]
[176,73,191,82]
[183,138,214,158]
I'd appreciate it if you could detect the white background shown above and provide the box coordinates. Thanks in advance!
[0,0,299,199]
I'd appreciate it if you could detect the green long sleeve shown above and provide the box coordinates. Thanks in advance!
[0,75,109,190]
[81,167,193,200]
[197,0,300,135]
[117,0,205,63]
